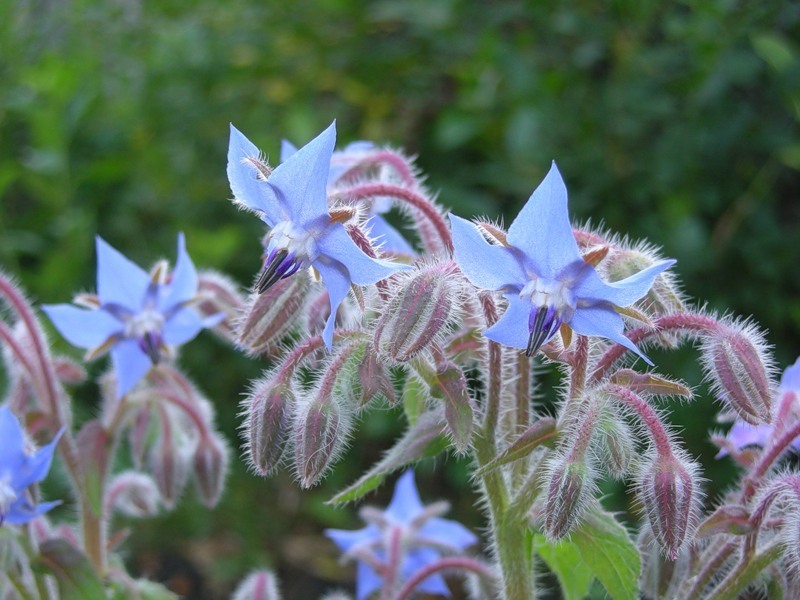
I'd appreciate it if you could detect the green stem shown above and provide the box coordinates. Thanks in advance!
[706,541,783,600]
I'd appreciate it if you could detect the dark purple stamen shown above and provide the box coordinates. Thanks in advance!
[526,305,562,357]
[256,248,301,294]
[138,330,164,364]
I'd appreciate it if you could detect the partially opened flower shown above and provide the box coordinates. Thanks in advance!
[325,471,477,600]
[450,162,675,362]
[228,122,407,348]
[717,357,800,458]
[0,406,62,525]
[43,234,222,397]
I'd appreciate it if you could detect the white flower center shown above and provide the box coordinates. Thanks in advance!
[519,277,576,321]
[124,308,165,340]
[268,221,319,263]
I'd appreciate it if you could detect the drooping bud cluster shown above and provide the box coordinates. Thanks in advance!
[701,318,775,425]
[106,471,161,518]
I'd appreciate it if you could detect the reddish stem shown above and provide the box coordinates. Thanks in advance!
[606,384,673,458]
[742,420,800,501]
[395,557,495,600]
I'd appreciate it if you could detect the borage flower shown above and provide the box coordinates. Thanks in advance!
[325,471,477,600]
[0,407,62,525]
[227,122,407,349]
[450,162,675,362]
[281,138,414,255]
[43,234,222,397]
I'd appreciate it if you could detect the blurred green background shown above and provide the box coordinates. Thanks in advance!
[1,0,799,597]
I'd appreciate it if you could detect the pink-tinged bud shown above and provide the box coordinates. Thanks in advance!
[129,406,152,469]
[238,275,308,357]
[193,434,229,508]
[149,429,191,508]
[638,454,700,560]
[702,321,774,425]
[293,391,350,489]
[594,406,634,479]
[231,570,282,600]
[431,360,474,453]
[543,456,593,540]
[196,271,246,343]
[107,471,161,518]
[245,375,295,476]
[357,344,396,407]
[373,264,458,362]
[53,356,87,384]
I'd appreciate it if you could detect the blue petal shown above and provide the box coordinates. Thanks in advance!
[483,294,532,350]
[266,121,336,227]
[158,233,198,311]
[163,306,204,346]
[718,421,772,458]
[41,304,122,349]
[356,561,383,600]
[5,499,61,525]
[280,139,298,163]
[781,356,800,391]
[227,124,289,226]
[571,259,676,308]
[325,525,379,553]
[569,305,652,365]
[12,429,62,490]
[449,214,526,291]
[95,237,151,309]
[419,517,478,551]
[111,339,153,397]
[313,259,352,350]
[0,407,26,467]
[316,224,405,287]
[386,471,425,523]
[402,548,450,596]
[367,215,415,255]
[506,162,581,280]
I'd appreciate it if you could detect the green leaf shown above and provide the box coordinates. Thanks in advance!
[328,409,448,505]
[533,534,594,600]
[402,375,428,425]
[475,417,557,476]
[431,362,474,453]
[571,504,641,600]
[35,539,106,600]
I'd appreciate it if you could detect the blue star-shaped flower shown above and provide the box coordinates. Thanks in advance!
[450,162,675,362]
[43,234,222,397]
[0,407,62,525]
[228,122,407,349]
[325,471,477,600]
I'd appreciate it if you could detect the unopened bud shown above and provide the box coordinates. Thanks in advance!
[149,429,192,508]
[194,434,229,508]
[196,271,246,343]
[357,344,396,407]
[239,276,308,357]
[293,392,350,488]
[543,456,592,540]
[374,264,457,362]
[638,454,699,560]
[107,471,161,518]
[593,405,634,479]
[245,376,295,476]
[232,570,282,600]
[129,406,153,468]
[53,356,87,384]
[702,322,774,425]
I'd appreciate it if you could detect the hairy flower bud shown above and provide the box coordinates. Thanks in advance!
[702,321,774,425]
[638,454,700,559]
[543,455,593,540]
[239,275,308,357]
[431,360,474,453]
[374,263,457,362]
[232,570,282,600]
[593,404,635,479]
[196,271,245,343]
[129,406,153,469]
[107,471,161,518]
[357,344,396,407]
[245,375,295,476]
[149,427,192,508]
[194,434,229,508]
[293,391,350,489]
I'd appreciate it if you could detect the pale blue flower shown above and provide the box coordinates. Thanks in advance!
[281,137,414,255]
[228,122,407,349]
[43,234,222,397]
[717,357,800,457]
[450,162,675,362]
[325,471,477,600]
[0,407,62,525]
